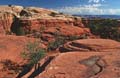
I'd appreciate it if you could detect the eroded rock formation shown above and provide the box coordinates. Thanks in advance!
[58,39,120,52]
[0,12,14,34]
[0,34,46,78]
[0,5,90,38]
[37,52,120,78]
[0,5,119,78]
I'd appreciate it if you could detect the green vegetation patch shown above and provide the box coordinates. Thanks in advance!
[87,19,120,41]
[21,41,46,67]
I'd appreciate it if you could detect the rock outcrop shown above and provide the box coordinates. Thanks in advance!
[0,35,41,63]
[59,39,120,52]
[0,5,119,78]
[0,5,90,38]
[37,52,120,78]
[0,5,24,34]
[0,12,14,34]
[0,35,45,78]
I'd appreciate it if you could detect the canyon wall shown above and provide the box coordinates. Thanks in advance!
[0,5,90,37]
[0,12,14,34]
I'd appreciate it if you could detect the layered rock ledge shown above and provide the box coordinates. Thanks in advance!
[59,39,120,52]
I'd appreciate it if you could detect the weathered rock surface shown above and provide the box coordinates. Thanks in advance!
[37,52,120,78]
[59,39,120,52]
[0,35,45,78]
[16,39,119,78]
[40,25,90,41]
[0,35,33,62]
[0,12,14,34]
[0,5,90,38]
[0,5,119,78]
[0,5,24,34]
[0,37,119,78]
[44,26,90,36]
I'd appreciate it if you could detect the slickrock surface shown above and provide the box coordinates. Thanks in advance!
[0,35,45,78]
[0,34,46,63]
[0,5,119,78]
[0,35,32,62]
[37,52,120,78]
[59,39,120,52]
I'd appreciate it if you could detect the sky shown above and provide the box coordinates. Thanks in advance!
[0,0,120,15]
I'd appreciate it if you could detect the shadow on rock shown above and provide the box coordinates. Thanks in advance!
[28,56,55,78]
[16,65,33,78]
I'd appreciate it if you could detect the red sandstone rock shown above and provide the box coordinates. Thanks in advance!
[0,35,45,78]
[0,37,119,77]
[19,18,86,33]
[0,35,42,63]
[37,52,120,78]
[0,12,14,34]
[59,39,120,52]
[0,5,24,34]
[0,5,119,78]
[19,18,91,41]
[44,25,90,36]
[0,5,90,36]
[36,25,91,41]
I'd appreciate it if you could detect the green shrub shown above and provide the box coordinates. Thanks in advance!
[47,30,66,51]
[87,19,120,41]
[47,36,65,51]
[47,30,88,51]
[68,35,85,41]
[16,27,25,36]
[21,41,46,67]
[49,12,57,17]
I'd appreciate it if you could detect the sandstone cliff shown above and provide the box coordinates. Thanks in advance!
[0,5,89,37]
[0,5,119,78]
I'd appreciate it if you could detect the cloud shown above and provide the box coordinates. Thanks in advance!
[88,0,105,3]
[107,9,120,14]
[83,4,102,8]
[53,4,120,15]
[52,0,120,15]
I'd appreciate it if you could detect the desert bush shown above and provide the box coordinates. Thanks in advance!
[47,30,65,51]
[68,34,87,41]
[21,41,46,67]
[49,12,57,17]
[47,30,85,51]
[16,27,25,36]
[47,36,65,51]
